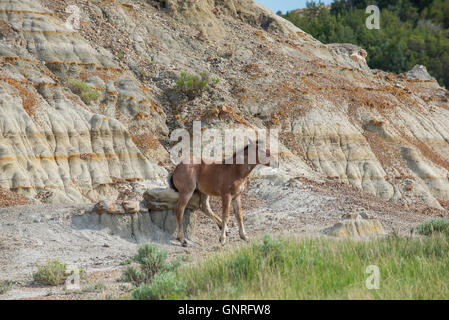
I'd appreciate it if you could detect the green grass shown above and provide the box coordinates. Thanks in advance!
[132,272,186,300]
[0,281,12,295]
[417,218,449,236]
[173,234,449,300]
[68,79,101,104]
[82,281,106,293]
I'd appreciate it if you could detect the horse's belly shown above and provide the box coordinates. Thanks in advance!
[198,187,221,197]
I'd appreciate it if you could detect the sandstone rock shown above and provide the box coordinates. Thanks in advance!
[73,207,196,243]
[93,200,126,214]
[93,200,142,214]
[406,65,436,81]
[123,201,141,214]
[323,213,385,238]
[143,188,201,211]
[150,209,196,236]
[327,43,369,70]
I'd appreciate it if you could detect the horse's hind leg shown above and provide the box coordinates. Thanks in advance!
[175,191,194,247]
[201,194,223,230]
[232,195,248,241]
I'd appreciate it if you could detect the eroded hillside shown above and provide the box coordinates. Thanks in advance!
[1,0,449,210]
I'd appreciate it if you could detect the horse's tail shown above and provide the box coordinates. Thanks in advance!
[168,173,178,192]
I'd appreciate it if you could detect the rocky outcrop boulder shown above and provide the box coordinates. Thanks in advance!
[82,188,199,242]
[327,43,369,70]
[406,65,436,81]
[143,188,200,237]
[143,188,201,211]
[323,213,385,238]
[93,200,141,214]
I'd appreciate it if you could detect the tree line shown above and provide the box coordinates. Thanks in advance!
[280,0,449,88]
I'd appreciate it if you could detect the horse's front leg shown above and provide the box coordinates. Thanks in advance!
[219,194,232,245]
[232,195,248,241]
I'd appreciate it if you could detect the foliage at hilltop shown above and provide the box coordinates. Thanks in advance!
[281,0,449,88]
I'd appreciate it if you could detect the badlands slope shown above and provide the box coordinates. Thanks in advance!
[0,0,449,209]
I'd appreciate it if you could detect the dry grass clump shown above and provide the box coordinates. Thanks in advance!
[0,188,31,208]
[131,133,160,151]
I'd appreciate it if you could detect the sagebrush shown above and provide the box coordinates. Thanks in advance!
[120,243,186,300]
[417,218,449,236]
[33,260,67,286]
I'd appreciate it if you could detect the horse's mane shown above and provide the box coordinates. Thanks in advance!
[230,140,260,160]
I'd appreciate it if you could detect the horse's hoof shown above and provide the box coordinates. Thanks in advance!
[182,240,188,247]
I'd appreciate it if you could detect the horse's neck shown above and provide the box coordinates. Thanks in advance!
[233,162,257,179]
[226,149,257,178]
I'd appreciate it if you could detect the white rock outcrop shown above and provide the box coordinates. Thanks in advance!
[323,213,385,238]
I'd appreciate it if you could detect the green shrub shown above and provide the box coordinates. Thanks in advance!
[121,244,188,300]
[0,281,12,294]
[82,281,106,293]
[33,260,67,286]
[69,79,90,93]
[120,258,133,266]
[174,71,209,99]
[417,218,449,236]
[120,243,180,286]
[131,272,186,300]
[120,266,146,286]
[68,79,101,104]
[81,90,101,103]
[133,243,169,283]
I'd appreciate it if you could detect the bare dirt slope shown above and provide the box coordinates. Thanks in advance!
[0,0,448,208]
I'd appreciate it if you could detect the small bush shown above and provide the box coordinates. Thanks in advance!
[120,266,146,286]
[120,244,179,286]
[417,218,449,236]
[120,258,133,266]
[131,272,186,300]
[68,79,101,104]
[0,281,12,294]
[33,260,67,286]
[134,243,169,283]
[81,90,101,103]
[174,71,209,99]
[121,244,187,300]
[82,281,106,293]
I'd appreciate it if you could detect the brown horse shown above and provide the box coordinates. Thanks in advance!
[169,140,275,246]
